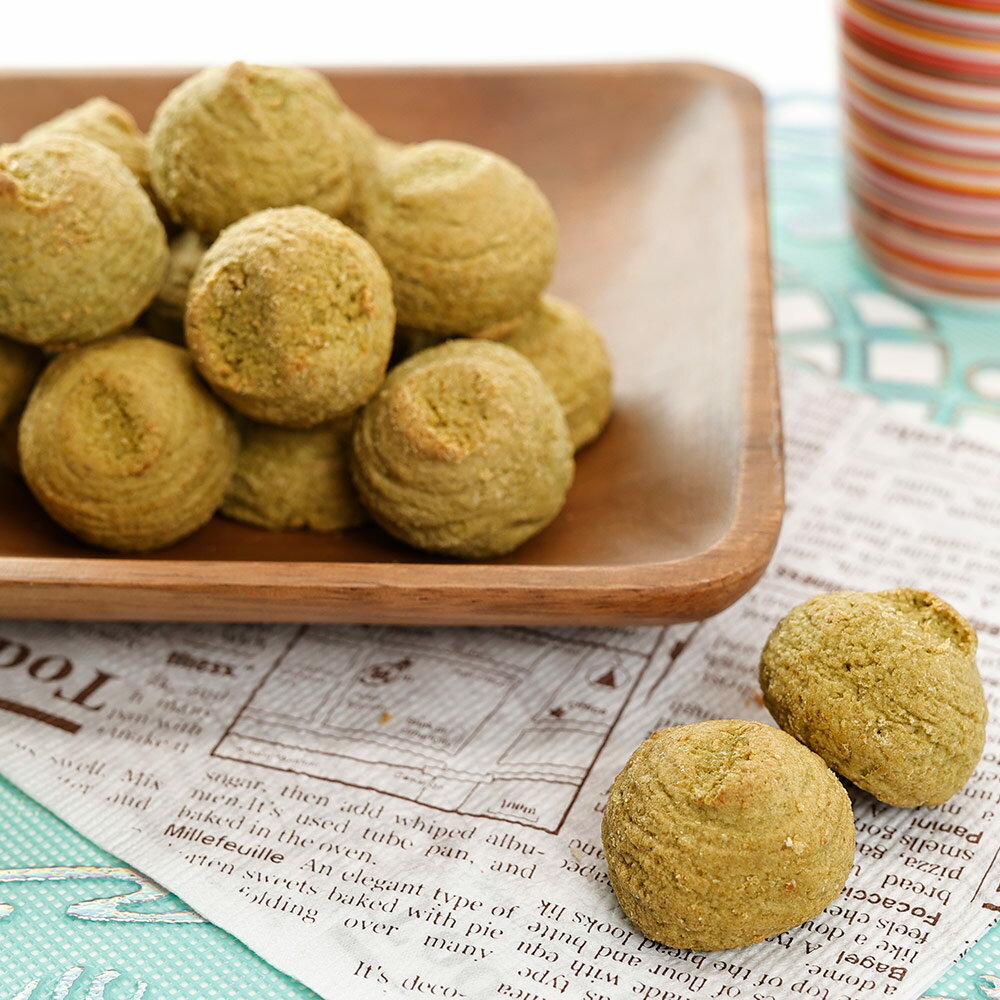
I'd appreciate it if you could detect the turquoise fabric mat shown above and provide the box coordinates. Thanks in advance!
[0,774,318,1000]
[0,95,998,1000]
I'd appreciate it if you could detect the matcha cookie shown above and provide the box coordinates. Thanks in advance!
[360,140,557,336]
[760,589,987,807]
[19,333,238,552]
[603,720,855,952]
[351,339,573,558]
[341,132,403,235]
[149,62,363,238]
[339,109,378,231]
[23,97,153,198]
[222,417,366,532]
[145,230,208,343]
[0,336,44,473]
[0,136,168,348]
[502,295,612,450]
[186,206,394,427]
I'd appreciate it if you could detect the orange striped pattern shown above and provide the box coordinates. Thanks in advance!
[841,0,1000,302]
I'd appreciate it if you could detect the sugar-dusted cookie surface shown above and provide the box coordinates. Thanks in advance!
[603,719,855,951]
[222,416,366,533]
[359,140,557,337]
[503,295,612,450]
[150,62,366,238]
[351,339,573,558]
[19,334,238,552]
[186,206,394,427]
[0,136,168,348]
[760,588,987,807]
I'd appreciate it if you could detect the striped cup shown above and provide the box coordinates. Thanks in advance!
[840,0,1000,305]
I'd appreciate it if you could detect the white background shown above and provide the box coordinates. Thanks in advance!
[0,0,838,95]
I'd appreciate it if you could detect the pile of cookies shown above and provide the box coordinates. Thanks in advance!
[0,63,613,557]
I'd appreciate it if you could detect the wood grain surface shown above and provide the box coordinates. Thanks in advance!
[0,63,783,625]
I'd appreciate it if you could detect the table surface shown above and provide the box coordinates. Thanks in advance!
[3,20,999,995]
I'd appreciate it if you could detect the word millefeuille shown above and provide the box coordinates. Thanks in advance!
[0,865,203,1000]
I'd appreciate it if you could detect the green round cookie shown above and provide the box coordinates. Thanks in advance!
[145,230,208,344]
[19,334,238,552]
[602,720,855,952]
[0,335,44,473]
[0,136,168,348]
[760,589,987,807]
[23,96,152,196]
[186,206,394,427]
[502,295,612,450]
[359,140,557,337]
[149,63,364,238]
[351,339,573,558]
[222,417,366,532]
[339,109,380,233]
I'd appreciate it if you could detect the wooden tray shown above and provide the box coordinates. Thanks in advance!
[0,63,782,626]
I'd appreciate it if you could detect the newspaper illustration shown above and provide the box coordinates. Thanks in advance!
[213,626,659,833]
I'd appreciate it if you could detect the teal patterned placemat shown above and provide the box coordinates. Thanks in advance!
[770,96,1000,437]
[927,936,1000,1000]
[0,774,318,1000]
[770,95,1000,1000]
